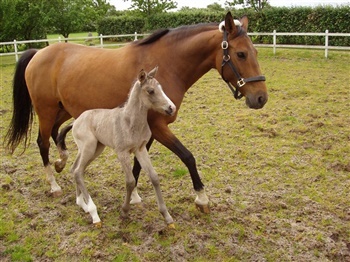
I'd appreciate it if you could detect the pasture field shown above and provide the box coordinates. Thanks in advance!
[1,48,349,261]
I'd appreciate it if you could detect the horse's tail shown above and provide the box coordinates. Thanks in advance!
[5,49,38,154]
[56,123,73,151]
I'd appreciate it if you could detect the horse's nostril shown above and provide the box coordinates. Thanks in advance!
[258,95,267,106]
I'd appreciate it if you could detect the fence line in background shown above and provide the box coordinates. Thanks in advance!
[1,30,349,63]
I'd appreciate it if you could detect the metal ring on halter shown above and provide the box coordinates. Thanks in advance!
[221,41,229,49]
[237,78,246,87]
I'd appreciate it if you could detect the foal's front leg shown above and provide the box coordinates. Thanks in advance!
[118,152,136,218]
[135,147,174,228]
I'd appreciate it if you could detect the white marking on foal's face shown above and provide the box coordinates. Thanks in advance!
[142,79,176,116]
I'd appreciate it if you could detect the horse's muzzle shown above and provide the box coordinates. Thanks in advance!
[246,92,268,109]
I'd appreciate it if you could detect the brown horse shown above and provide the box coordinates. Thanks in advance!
[5,12,267,213]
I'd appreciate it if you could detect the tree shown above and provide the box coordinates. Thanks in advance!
[225,0,270,12]
[123,0,177,17]
[207,2,225,12]
[0,0,47,43]
[45,0,115,39]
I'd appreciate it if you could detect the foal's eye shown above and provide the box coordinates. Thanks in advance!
[237,52,246,59]
[147,89,155,95]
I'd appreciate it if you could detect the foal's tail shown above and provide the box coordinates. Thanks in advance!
[5,49,38,153]
[56,123,73,151]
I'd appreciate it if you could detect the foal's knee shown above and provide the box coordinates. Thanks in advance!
[125,177,136,192]
[149,173,160,187]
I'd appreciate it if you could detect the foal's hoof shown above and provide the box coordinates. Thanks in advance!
[93,221,102,228]
[51,190,63,198]
[195,203,210,214]
[54,160,64,173]
[167,223,176,229]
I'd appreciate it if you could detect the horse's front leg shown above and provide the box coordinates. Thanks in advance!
[118,152,135,218]
[150,124,210,213]
[135,147,174,228]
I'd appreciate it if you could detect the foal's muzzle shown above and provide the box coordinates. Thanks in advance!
[165,105,176,116]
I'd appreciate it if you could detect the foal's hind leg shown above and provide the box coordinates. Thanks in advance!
[118,152,135,218]
[71,140,103,226]
[135,147,174,228]
[52,110,72,173]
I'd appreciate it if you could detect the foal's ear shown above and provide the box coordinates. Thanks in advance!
[224,11,241,36]
[138,69,147,84]
[148,66,158,78]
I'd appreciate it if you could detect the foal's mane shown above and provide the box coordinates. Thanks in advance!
[135,23,219,46]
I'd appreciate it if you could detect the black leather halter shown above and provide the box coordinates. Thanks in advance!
[221,28,266,99]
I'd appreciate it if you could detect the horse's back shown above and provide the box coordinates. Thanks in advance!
[25,43,137,118]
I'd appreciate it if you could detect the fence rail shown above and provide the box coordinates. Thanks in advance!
[1,30,349,63]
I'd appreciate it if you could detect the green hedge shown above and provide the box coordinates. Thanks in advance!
[97,16,145,41]
[145,10,226,30]
[98,6,350,46]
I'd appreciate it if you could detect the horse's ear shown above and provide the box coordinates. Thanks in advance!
[138,69,147,84]
[148,66,158,78]
[224,11,240,36]
[240,15,249,32]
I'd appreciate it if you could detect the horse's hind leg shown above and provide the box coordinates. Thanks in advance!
[135,147,174,228]
[37,115,62,197]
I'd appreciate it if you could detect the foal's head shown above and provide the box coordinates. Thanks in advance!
[137,67,176,116]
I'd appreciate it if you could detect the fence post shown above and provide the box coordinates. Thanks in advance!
[273,30,276,55]
[100,34,103,48]
[134,32,138,41]
[325,30,329,59]
[14,40,18,62]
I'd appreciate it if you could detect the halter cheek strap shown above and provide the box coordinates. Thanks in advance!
[220,28,266,100]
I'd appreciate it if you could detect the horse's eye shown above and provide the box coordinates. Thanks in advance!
[237,52,246,59]
[148,89,155,95]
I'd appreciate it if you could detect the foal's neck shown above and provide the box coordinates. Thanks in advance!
[122,82,148,126]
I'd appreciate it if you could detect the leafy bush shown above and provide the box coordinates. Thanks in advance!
[97,16,145,41]
[97,6,350,46]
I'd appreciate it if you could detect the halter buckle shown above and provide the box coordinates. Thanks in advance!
[221,41,229,49]
[237,78,246,87]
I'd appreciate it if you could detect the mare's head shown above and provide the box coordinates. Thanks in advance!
[138,66,176,116]
[217,12,268,109]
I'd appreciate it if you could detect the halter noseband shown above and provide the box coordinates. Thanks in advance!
[221,28,266,100]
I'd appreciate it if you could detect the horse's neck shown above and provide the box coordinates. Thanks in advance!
[161,28,220,89]
[122,84,148,128]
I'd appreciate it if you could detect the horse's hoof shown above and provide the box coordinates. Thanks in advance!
[54,160,64,173]
[51,190,63,198]
[167,223,175,229]
[94,221,102,228]
[195,203,210,214]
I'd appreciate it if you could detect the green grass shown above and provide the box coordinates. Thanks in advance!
[1,48,350,261]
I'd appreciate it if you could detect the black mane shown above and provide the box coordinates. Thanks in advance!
[135,29,170,46]
[134,23,219,46]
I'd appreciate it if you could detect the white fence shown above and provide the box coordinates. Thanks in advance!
[1,30,349,63]
[250,30,350,58]
[0,32,148,62]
